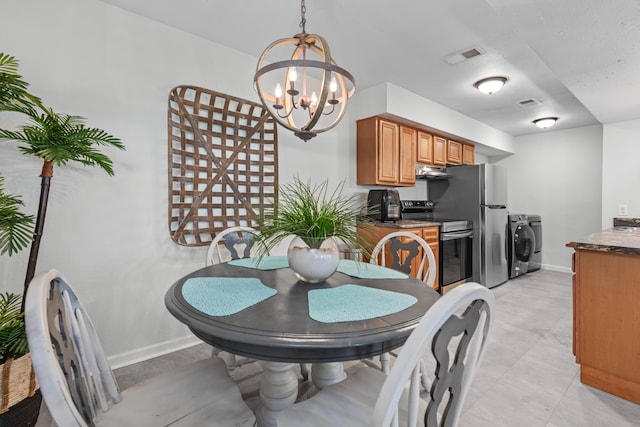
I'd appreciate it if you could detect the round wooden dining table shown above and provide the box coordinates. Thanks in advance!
[165,257,439,427]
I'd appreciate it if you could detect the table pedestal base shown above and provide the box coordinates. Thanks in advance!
[257,361,346,427]
[258,362,298,427]
[310,362,346,390]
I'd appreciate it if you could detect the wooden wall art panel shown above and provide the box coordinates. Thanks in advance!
[168,86,278,246]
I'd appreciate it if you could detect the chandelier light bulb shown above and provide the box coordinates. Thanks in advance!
[329,77,337,92]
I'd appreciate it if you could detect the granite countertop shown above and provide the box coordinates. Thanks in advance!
[369,219,441,229]
[566,218,640,255]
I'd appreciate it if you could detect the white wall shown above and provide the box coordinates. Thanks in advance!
[351,82,516,157]
[495,125,603,272]
[3,0,634,367]
[0,0,357,367]
[602,119,640,228]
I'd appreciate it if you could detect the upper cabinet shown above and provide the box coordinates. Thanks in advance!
[463,143,475,165]
[416,131,433,164]
[357,116,476,187]
[433,136,447,167]
[399,126,417,185]
[446,140,463,165]
[357,117,415,186]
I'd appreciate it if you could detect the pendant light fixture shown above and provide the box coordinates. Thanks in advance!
[473,76,508,95]
[254,0,355,141]
[533,117,558,129]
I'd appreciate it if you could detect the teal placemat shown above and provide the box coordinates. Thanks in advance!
[228,256,289,270]
[336,260,409,279]
[308,284,417,323]
[182,277,277,316]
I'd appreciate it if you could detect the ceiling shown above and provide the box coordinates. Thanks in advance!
[98,0,640,137]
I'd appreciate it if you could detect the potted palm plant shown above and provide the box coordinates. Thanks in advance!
[0,176,39,426]
[0,52,125,307]
[254,176,371,283]
[0,292,40,427]
[0,52,123,425]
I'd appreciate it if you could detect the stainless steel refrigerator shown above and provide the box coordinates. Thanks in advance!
[429,164,508,288]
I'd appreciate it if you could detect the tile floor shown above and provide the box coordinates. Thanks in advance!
[37,270,640,426]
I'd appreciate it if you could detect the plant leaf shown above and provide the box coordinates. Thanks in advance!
[0,176,35,256]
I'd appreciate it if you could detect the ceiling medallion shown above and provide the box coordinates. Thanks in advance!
[254,0,355,141]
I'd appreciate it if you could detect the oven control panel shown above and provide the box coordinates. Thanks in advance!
[401,200,434,212]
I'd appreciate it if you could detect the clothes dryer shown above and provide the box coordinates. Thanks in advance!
[508,214,536,279]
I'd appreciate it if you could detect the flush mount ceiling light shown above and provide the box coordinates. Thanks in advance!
[254,0,355,142]
[473,76,508,95]
[533,117,558,129]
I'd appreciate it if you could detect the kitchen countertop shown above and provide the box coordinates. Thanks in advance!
[367,219,441,229]
[566,218,640,255]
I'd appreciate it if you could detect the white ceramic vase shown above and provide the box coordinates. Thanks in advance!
[287,236,340,283]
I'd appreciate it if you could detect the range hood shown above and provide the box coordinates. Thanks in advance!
[416,165,450,180]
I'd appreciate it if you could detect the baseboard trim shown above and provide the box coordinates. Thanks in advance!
[541,264,572,274]
[108,335,202,369]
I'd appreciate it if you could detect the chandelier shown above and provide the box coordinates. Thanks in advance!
[254,0,355,141]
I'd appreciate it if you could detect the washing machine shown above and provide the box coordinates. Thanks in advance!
[526,215,542,272]
[508,214,536,279]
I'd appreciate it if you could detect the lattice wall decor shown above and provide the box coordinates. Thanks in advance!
[168,86,278,246]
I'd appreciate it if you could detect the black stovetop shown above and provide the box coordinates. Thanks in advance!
[401,200,472,233]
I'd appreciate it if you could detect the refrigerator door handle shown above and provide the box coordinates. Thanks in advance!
[481,204,507,209]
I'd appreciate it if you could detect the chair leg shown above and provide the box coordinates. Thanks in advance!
[211,347,241,371]
[299,363,309,380]
[380,352,391,374]
[226,353,239,369]
[419,359,430,391]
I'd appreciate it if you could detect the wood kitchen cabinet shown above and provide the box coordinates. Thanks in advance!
[399,126,417,185]
[356,117,416,186]
[416,131,433,164]
[447,139,462,165]
[569,247,640,404]
[462,143,475,165]
[433,136,447,167]
[359,225,440,292]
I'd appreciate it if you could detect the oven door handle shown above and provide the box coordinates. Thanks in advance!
[440,230,474,241]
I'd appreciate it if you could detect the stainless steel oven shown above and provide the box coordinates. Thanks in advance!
[401,200,473,292]
[440,223,474,290]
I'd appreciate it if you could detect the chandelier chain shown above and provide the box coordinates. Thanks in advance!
[299,0,307,33]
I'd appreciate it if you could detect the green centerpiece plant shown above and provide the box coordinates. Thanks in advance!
[254,176,371,282]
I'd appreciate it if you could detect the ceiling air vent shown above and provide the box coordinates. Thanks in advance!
[444,46,486,65]
[518,98,541,107]
[461,48,482,59]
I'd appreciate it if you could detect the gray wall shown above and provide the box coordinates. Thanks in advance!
[602,119,640,229]
[495,125,603,272]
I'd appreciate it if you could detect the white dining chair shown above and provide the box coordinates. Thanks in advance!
[206,226,260,266]
[277,282,495,427]
[206,227,309,379]
[369,231,437,287]
[24,269,256,427]
[206,226,260,369]
[366,231,437,378]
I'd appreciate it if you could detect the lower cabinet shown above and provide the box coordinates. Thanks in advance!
[571,248,640,404]
[359,225,440,292]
